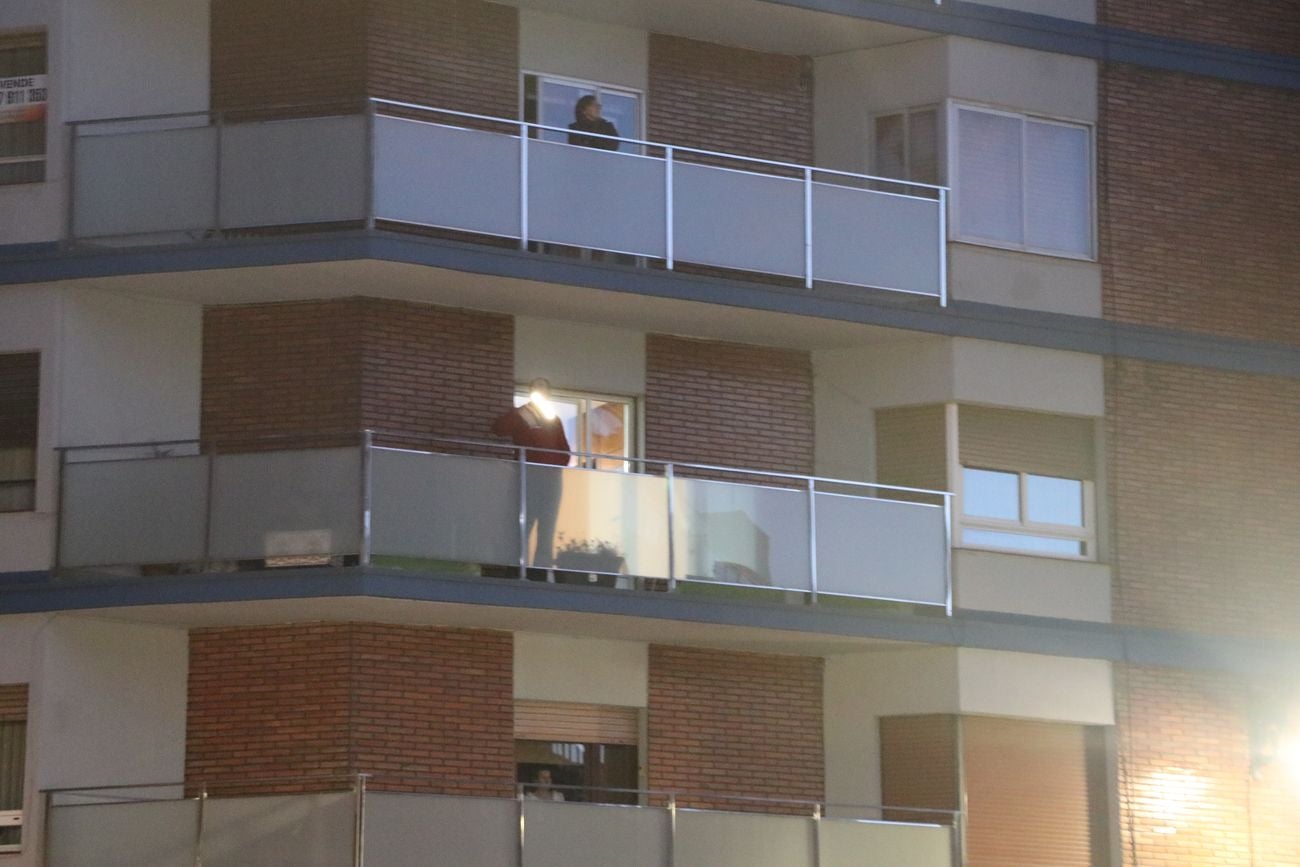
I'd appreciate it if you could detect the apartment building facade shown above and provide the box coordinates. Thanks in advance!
[0,0,1296,864]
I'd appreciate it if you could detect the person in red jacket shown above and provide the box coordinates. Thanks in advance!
[492,379,571,568]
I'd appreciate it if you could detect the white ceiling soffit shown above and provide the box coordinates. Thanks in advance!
[494,0,932,56]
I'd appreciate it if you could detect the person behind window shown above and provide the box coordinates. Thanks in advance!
[567,95,620,150]
[525,768,566,801]
[492,378,571,568]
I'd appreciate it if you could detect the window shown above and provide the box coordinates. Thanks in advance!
[514,701,640,805]
[952,104,1093,258]
[961,467,1093,557]
[0,32,47,185]
[522,72,641,154]
[0,354,39,513]
[0,685,27,853]
[873,106,940,186]
[513,387,636,471]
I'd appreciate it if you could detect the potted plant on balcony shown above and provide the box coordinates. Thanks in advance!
[553,536,624,587]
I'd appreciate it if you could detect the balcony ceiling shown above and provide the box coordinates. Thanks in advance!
[495,0,932,55]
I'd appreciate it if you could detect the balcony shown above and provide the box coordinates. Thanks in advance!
[55,434,951,610]
[45,779,957,867]
[68,100,947,303]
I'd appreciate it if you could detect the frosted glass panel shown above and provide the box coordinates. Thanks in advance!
[537,465,669,578]
[374,117,520,236]
[202,793,353,867]
[675,811,814,867]
[815,495,947,604]
[365,793,517,867]
[523,801,669,867]
[820,819,952,867]
[220,116,367,227]
[209,448,360,560]
[73,125,216,237]
[673,163,804,276]
[672,478,810,590]
[812,184,941,295]
[956,109,1022,245]
[59,456,208,567]
[1025,121,1091,255]
[47,801,198,867]
[370,449,517,566]
[529,141,666,256]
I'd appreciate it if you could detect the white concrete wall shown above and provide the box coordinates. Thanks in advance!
[0,0,209,244]
[0,614,189,867]
[0,287,202,573]
[519,9,648,94]
[949,244,1101,318]
[954,548,1112,622]
[514,633,648,707]
[514,316,645,398]
[947,37,1096,123]
[956,648,1113,725]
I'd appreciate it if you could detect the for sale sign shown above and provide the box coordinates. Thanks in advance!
[0,74,47,124]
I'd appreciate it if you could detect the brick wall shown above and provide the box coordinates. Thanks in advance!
[0,683,27,722]
[1099,0,1300,58]
[202,298,513,448]
[368,0,518,118]
[1106,359,1300,640]
[1099,64,1300,345]
[647,645,822,811]
[186,623,513,795]
[644,335,814,476]
[647,34,813,165]
[210,0,367,114]
[1114,665,1300,866]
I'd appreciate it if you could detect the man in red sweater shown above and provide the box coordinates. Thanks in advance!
[492,379,571,568]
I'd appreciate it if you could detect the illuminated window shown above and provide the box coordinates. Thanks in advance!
[0,32,47,185]
[513,387,636,471]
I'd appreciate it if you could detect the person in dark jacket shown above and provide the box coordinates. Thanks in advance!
[492,378,571,568]
[567,95,620,150]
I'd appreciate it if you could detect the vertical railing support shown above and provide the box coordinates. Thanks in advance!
[359,430,373,567]
[52,448,67,572]
[665,462,677,592]
[353,774,367,867]
[201,441,216,573]
[519,122,530,250]
[938,186,949,307]
[516,784,526,867]
[667,793,677,867]
[194,784,207,867]
[943,493,954,617]
[517,448,529,579]
[803,166,814,289]
[65,122,78,241]
[807,477,818,604]
[213,112,224,236]
[664,146,675,271]
[812,802,823,867]
[40,789,53,867]
[364,100,377,231]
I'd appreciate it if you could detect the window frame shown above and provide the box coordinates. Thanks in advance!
[520,70,645,151]
[0,30,48,186]
[956,465,1097,561]
[0,352,39,514]
[946,100,1096,261]
[0,717,25,854]
[512,385,639,471]
[870,103,943,186]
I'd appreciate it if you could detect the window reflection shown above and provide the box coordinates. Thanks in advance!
[962,468,1019,521]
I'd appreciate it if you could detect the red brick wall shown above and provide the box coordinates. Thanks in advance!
[368,0,519,118]
[1099,64,1300,345]
[186,623,514,795]
[0,683,27,722]
[1099,0,1300,58]
[1106,359,1300,640]
[647,34,813,165]
[647,645,822,811]
[210,0,367,114]
[202,298,513,448]
[1114,665,1300,866]
[644,335,814,475]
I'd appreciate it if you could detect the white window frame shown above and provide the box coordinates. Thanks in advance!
[946,100,1096,261]
[513,385,639,471]
[520,71,645,147]
[870,104,943,185]
[0,809,19,854]
[956,465,1096,561]
[0,31,48,185]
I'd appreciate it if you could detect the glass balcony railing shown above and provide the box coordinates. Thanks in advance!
[55,433,952,611]
[67,100,948,303]
[45,778,959,867]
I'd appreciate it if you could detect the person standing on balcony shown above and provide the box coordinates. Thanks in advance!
[567,95,620,150]
[525,768,567,801]
[492,379,571,570]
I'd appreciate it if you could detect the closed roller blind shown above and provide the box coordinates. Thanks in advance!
[962,716,1092,867]
[875,405,948,494]
[514,701,639,745]
[959,406,1095,480]
[879,714,959,824]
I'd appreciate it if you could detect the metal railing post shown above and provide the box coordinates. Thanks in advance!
[519,122,530,249]
[194,784,207,867]
[812,802,822,867]
[516,784,526,867]
[213,111,224,235]
[807,478,818,604]
[518,448,529,579]
[667,792,677,867]
[52,447,67,572]
[943,493,954,617]
[938,186,949,307]
[353,773,367,867]
[40,789,52,867]
[665,146,675,270]
[665,462,676,592]
[803,166,814,289]
[364,101,376,231]
[65,122,78,242]
[201,441,216,573]
[359,430,373,567]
